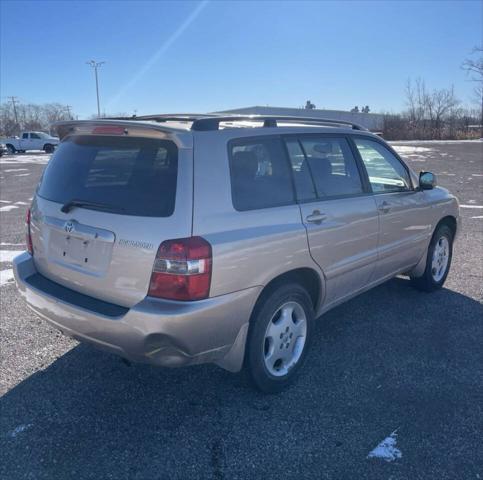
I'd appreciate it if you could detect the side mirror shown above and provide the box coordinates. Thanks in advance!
[419,171,436,190]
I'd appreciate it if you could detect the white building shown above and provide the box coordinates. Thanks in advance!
[216,105,384,131]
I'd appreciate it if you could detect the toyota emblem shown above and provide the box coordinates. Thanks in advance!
[64,221,75,233]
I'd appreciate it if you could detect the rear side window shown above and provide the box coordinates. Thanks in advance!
[229,137,295,211]
[38,135,178,217]
[298,137,363,198]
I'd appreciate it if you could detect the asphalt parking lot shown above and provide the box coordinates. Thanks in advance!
[0,141,482,480]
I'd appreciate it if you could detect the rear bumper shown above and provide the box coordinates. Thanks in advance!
[13,252,260,372]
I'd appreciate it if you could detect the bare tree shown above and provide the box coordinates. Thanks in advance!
[0,101,76,136]
[462,46,483,137]
[404,79,460,139]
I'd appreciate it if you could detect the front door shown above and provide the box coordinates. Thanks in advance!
[352,137,430,280]
[284,135,379,307]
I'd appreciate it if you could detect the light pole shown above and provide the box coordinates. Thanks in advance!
[86,60,105,117]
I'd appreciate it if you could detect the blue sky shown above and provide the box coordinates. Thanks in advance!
[1,0,481,118]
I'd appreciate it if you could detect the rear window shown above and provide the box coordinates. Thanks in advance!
[38,135,178,217]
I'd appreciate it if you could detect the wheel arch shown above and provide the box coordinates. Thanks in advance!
[410,214,457,278]
[251,267,323,320]
[436,215,457,239]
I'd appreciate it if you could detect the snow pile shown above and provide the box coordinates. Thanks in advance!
[367,430,402,462]
[392,145,434,161]
[0,269,15,287]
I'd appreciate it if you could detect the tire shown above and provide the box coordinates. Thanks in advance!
[411,224,453,292]
[43,144,54,153]
[245,283,314,394]
[6,144,16,154]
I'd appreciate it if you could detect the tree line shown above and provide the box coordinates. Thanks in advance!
[0,102,74,137]
[381,78,481,140]
[382,47,483,140]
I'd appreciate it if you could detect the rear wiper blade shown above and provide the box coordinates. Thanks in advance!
[61,199,125,214]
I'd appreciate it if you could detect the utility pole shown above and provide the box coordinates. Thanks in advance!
[7,96,19,125]
[65,105,72,119]
[86,60,105,117]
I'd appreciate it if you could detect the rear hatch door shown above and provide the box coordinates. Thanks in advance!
[30,126,193,308]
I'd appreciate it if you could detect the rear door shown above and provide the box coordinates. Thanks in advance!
[284,135,379,307]
[352,137,430,279]
[30,129,193,307]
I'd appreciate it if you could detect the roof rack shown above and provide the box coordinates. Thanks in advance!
[193,115,369,131]
[105,114,369,132]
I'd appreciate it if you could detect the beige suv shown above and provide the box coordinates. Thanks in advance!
[13,114,459,393]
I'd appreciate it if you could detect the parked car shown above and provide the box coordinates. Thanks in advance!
[13,114,459,393]
[0,131,59,153]
[0,143,7,156]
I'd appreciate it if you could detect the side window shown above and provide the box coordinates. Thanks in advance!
[298,137,363,198]
[354,138,411,193]
[30,133,41,139]
[22,133,29,139]
[229,137,295,211]
[285,139,316,201]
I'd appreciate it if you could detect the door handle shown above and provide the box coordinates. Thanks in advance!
[306,210,327,224]
[378,201,391,214]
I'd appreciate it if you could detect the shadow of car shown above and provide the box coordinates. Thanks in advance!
[1,278,482,479]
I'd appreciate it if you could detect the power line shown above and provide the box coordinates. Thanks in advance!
[7,96,19,124]
[86,60,106,117]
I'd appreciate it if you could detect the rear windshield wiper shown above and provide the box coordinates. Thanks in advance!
[61,199,125,214]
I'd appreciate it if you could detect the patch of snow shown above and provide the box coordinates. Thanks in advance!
[15,201,28,205]
[15,173,31,177]
[390,139,482,144]
[392,145,434,162]
[367,430,402,462]
[392,145,434,154]
[0,269,15,286]
[460,205,483,209]
[471,215,483,219]
[0,242,24,247]
[0,205,18,212]
[0,250,23,262]
[4,168,28,172]
[8,424,33,438]
[0,153,50,165]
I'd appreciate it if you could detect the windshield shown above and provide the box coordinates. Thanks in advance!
[38,135,178,217]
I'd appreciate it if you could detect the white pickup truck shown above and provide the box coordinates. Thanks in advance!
[1,131,60,154]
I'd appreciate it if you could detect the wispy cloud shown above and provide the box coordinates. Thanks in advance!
[106,0,209,111]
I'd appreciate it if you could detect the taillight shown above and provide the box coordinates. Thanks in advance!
[148,236,212,301]
[26,208,33,255]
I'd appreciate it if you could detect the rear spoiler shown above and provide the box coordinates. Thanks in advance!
[52,120,192,145]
